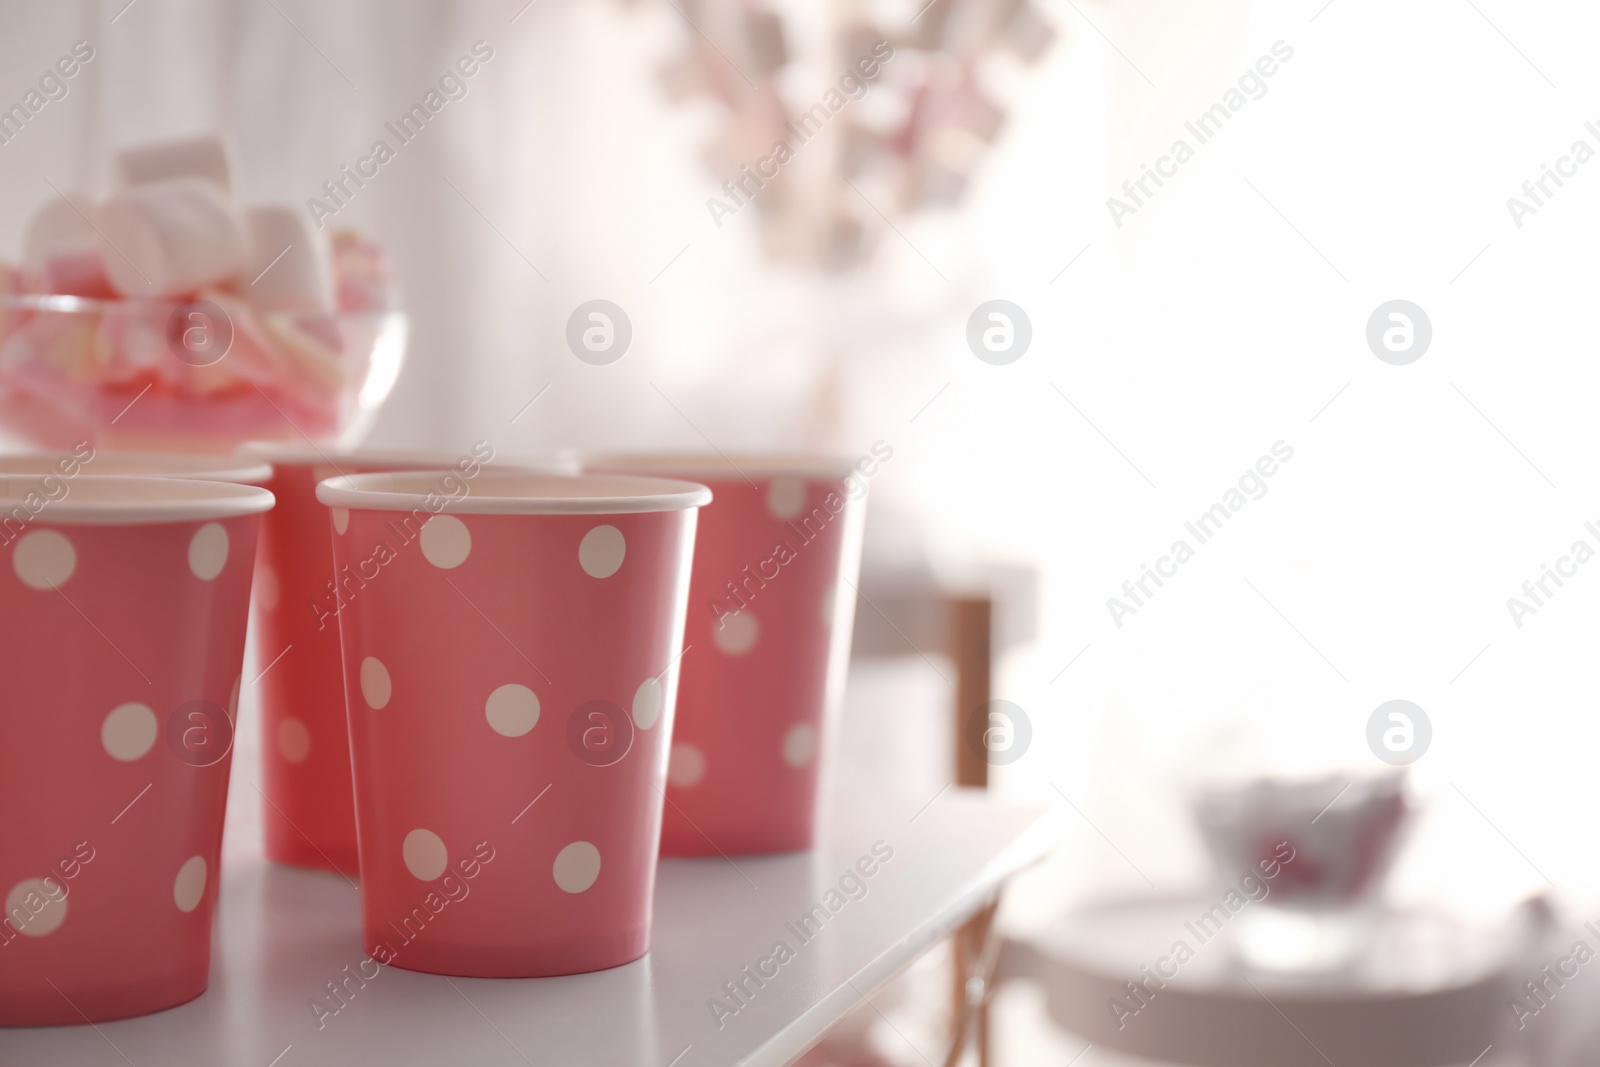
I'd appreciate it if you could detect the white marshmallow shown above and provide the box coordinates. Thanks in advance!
[96,178,247,298]
[240,205,334,313]
[110,133,236,195]
[22,192,99,274]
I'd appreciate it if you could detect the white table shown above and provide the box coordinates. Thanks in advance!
[1000,896,1520,1067]
[1,789,1054,1067]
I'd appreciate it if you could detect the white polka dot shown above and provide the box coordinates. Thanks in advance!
[403,829,447,881]
[420,514,470,569]
[360,657,391,709]
[552,841,601,893]
[767,477,806,519]
[485,683,539,737]
[188,523,229,580]
[173,856,207,913]
[256,564,280,610]
[12,529,74,590]
[332,507,349,535]
[578,525,625,578]
[713,610,759,656]
[278,717,311,764]
[5,878,67,937]
[101,702,158,761]
[228,675,241,723]
[668,743,706,787]
[632,677,664,730]
[783,723,818,767]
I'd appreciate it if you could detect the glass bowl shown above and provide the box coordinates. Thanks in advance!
[1190,769,1412,910]
[0,293,405,455]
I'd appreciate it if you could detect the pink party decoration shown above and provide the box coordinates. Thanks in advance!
[0,476,273,1025]
[315,470,709,977]
[586,455,866,856]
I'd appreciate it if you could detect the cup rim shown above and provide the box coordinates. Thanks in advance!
[316,470,712,515]
[0,450,272,485]
[238,442,563,474]
[0,476,275,525]
[582,452,858,480]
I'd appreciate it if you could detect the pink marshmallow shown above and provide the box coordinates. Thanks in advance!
[0,262,25,342]
[95,178,247,298]
[38,250,118,300]
[110,133,236,195]
[240,205,334,312]
[330,229,394,312]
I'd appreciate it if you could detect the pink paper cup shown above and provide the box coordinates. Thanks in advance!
[315,470,710,977]
[0,448,271,548]
[238,443,555,877]
[0,476,273,1025]
[0,449,271,486]
[585,455,867,856]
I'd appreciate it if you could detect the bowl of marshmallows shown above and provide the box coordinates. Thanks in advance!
[0,133,405,454]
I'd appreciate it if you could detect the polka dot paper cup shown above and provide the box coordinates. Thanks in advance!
[585,455,866,856]
[0,449,271,487]
[0,476,273,1025]
[238,443,554,877]
[315,470,710,977]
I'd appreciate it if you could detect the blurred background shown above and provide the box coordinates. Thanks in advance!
[6,0,1600,1063]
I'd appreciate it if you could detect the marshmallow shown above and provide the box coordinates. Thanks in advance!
[330,230,394,312]
[240,205,334,313]
[96,178,247,298]
[110,133,236,195]
[0,262,22,337]
[39,250,117,300]
[21,192,99,274]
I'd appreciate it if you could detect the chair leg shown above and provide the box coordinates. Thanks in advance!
[944,896,1003,1067]
[948,595,995,1065]
[951,596,993,792]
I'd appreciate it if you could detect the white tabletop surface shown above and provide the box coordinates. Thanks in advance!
[0,788,1054,1067]
[1002,896,1520,1067]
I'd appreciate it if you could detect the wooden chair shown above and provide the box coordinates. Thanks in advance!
[847,565,1036,1067]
